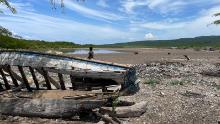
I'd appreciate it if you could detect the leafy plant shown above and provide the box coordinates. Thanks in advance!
[214,13,220,25]
[112,97,119,113]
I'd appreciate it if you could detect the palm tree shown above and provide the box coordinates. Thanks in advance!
[214,13,220,25]
[0,0,16,13]
[1,0,84,13]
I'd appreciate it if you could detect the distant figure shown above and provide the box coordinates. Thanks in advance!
[134,51,139,55]
[88,47,94,59]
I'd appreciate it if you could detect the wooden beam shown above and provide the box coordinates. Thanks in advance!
[0,67,10,90]
[29,67,39,90]
[6,65,19,87]
[2,66,23,83]
[41,68,52,90]
[100,101,147,118]
[18,66,32,92]
[44,68,125,80]
[35,68,60,89]
[0,98,105,118]
[58,73,66,90]
[70,67,76,90]
[0,82,4,91]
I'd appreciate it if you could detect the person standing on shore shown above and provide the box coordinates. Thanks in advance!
[88,47,94,59]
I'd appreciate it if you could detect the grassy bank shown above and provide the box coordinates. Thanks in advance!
[0,34,95,50]
[99,36,220,49]
[1,34,220,50]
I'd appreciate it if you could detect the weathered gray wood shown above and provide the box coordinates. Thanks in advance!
[29,67,40,90]
[18,66,32,92]
[0,98,105,118]
[95,111,117,124]
[41,68,52,90]
[100,101,147,118]
[0,82,4,90]
[58,73,66,90]
[0,67,10,90]
[44,68,125,79]
[70,67,76,90]
[2,66,23,83]
[35,68,60,89]
[6,65,19,87]
[0,50,129,72]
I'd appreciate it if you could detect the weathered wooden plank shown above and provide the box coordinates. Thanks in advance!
[70,67,76,90]
[44,68,125,81]
[58,73,66,90]
[6,65,19,87]
[0,50,129,72]
[0,82,4,90]
[100,101,147,118]
[18,66,32,92]
[41,68,52,90]
[29,67,39,90]
[0,67,10,90]
[2,66,23,82]
[35,68,60,89]
[0,98,106,118]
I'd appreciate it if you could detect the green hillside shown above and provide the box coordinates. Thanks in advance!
[101,36,220,49]
[0,34,82,49]
[0,24,220,49]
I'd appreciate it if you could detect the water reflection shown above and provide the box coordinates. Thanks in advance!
[67,49,121,54]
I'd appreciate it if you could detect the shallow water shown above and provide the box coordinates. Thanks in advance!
[67,49,121,54]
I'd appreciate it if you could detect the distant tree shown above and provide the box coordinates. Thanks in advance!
[0,26,12,36]
[214,13,220,25]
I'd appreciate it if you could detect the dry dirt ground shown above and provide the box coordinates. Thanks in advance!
[0,48,220,124]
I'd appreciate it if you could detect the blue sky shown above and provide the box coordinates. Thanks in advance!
[0,0,220,44]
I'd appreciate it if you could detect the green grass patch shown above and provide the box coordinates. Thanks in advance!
[170,80,184,85]
[144,79,160,86]
[216,85,220,90]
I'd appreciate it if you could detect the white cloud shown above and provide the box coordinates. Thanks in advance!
[145,33,156,40]
[97,0,109,8]
[120,0,148,14]
[153,6,220,39]
[64,0,124,21]
[128,5,220,40]
[139,22,186,30]
[0,2,134,44]
[120,0,220,15]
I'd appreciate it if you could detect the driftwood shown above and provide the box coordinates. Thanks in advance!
[0,98,105,118]
[183,55,190,61]
[95,111,118,124]
[100,101,147,118]
[201,70,220,77]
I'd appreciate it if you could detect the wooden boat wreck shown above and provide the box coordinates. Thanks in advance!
[0,50,140,119]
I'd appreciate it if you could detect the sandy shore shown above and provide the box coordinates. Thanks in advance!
[71,48,220,64]
[0,48,220,124]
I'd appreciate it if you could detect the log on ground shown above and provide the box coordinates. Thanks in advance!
[0,98,105,118]
[100,101,147,118]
